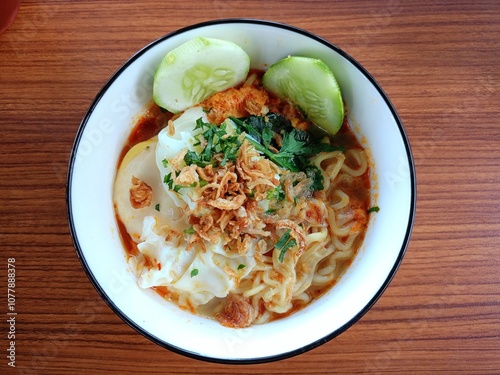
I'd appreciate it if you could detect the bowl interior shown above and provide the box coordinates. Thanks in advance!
[68,20,415,363]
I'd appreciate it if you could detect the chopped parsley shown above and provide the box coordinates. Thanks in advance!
[161,158,168,168]
[275,229,297,263]
[154,204,160,211]
[184,118,242,168]
[163,173,174,189]
[230,113,343,182]
[237,264,246,270]
[190,268,199,277]
[177,113,343,196]
[304,165,325,191]
[367,206,380,213]
[266,185,285,201]
[183,227,195,235]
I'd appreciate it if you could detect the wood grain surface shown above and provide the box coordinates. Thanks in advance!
[1,0,499,374]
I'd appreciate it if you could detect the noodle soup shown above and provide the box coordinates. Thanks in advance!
[68,19,415,362]
[113,70,372,327]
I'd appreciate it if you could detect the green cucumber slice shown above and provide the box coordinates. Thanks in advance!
[262,56,344,135]
[153,37,250,113]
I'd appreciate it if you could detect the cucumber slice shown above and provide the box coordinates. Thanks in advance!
[262,56,344,135]
[153,37,250,113]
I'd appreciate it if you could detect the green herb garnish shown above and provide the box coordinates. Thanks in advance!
[163,173,174,189]
[368,206,380,213]
[275,229,297,263]
[155,204,160,211]
[190,269,199,277]
[237,264,245,270]
[230,113,343,174]
[266,185,285,201]
[184,227,195,235]
[304,165,325,191]
[183,118,242,168]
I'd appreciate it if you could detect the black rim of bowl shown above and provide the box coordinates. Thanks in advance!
[66,18,417,365]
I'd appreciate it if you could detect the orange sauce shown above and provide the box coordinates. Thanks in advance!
[117,102,172,169]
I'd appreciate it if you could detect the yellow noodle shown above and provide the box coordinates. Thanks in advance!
[311,151,345,192]
[305,227,329,245]
[341,149,368,177]
[333,234,357,252]
[328,206,352,237]
[332,189,350,210]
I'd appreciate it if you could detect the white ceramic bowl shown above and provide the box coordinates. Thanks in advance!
[67,19,416,363]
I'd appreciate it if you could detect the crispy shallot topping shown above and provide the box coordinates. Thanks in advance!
[170,148,187,172]
[167,119,175,136]
[192,215,220,244]
[215,293,255,328]
[208,194,246,211]
[130,176,153,209]
[184,145,277,253]
[227,234,252,256]
[196,164,215,182]
[175,164,199,186]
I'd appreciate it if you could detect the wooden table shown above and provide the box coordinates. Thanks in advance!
[1,1,499,373]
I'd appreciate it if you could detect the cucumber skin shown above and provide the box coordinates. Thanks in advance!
[262,56,344,136]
